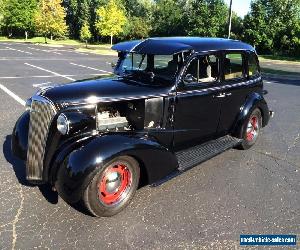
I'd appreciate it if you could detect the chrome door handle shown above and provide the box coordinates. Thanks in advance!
[226,93,232,96]
[214,93,226,98]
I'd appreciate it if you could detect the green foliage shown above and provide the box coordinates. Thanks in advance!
[95,0,127,45]
[63,0,92,39]
[0,0,5,32]
[243,0,300,56]
[122,16,150,40]
[186,0,228,37]
[35,0,68,41]
[151,0,186,36]
[1,0,299,57]
[2,0,37,36]
[80,21,92,42]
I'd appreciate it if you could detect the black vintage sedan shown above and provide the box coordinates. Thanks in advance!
[12,37,272,217]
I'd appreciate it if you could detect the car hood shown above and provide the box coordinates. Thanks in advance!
[41,77,173,106]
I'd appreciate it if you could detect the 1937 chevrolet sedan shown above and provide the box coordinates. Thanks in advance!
[12,37,272,217]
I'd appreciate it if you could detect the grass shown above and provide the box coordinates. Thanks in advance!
[0,36,113,49]
[0,36,84,45]
[259,54,300,63]
[77,47,117,56]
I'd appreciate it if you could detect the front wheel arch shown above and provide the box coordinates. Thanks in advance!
[83,155,140,217]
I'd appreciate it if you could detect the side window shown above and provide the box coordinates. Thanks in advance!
[183,54,219,85]
[121,53,147,71]
[154,55,174,69]
[153,54,179,77]
[248,53,260,77]
[224,53,244,80]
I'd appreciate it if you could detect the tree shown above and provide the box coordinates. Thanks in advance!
[35,0,68,43]
[151,0,186,36]
[122,16,150,40]
[2,0,37,38]
[63,0,91,39]
[243,0,300,56]
[0,0,5,33]
[95,0,127,45]
[185,0,227,37]
[80,21,92,47]
[243,0,272,53]
[230,12,243,40]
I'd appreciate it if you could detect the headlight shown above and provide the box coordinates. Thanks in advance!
[57,113,69,135]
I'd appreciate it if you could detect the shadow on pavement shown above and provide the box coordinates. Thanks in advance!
[3,135,92,215]
[263,75,300,87]
[3,135,58,204]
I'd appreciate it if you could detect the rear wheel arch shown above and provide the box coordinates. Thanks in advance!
[231,92,268,138]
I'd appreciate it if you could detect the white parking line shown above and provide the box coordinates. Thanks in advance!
[0,83,25,106]
[24,63,75,81]
[70,62,111,73]
[0,73,106,80]
[32,82,52,88]
[0,42,12,45]
[6,47,33,55]
[27,47,62,55]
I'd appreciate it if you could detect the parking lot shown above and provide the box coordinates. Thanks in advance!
[0,42,299,249]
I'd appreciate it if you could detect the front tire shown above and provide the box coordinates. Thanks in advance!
[83,156,140,217]
[239,108,262,150]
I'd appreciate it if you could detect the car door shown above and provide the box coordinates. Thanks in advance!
[217,51,250,134]
[173,53,222,150]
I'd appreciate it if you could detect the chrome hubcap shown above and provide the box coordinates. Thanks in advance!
[105,172,122,194]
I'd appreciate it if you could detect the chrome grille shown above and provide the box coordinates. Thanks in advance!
[26,96,56,181]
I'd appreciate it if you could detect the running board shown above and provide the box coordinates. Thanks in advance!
[152,135,242,187]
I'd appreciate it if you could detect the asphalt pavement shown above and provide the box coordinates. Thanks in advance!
[0,42,299,249]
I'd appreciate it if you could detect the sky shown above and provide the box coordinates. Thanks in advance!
[224,0,252,17]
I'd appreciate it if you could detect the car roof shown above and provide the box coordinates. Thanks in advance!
[112,37,255,55]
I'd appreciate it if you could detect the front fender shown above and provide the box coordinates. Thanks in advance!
[12,111,30,160]
[232,92,270,138]
[55,134,178,204]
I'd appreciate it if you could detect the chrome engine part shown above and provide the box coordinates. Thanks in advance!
[96,111,128,131]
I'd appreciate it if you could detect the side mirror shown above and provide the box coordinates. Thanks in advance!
[184,74,195,83]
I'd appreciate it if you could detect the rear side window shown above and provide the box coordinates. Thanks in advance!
[248,53,260,77]
[224,53,244,80]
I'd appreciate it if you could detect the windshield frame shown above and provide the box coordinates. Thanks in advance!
[114,51,192,85]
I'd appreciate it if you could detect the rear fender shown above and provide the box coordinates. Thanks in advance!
[55,134,178,203]
[232,92,270,138]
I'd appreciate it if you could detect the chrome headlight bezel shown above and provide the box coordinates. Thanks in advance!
[57,113,69,135]
[25,98,32,111]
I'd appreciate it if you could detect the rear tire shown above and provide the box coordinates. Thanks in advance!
[239,108,262,150]
[83,156,140,217]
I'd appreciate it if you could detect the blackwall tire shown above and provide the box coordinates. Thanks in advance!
[239,108,262,150]
[83,156,140,217]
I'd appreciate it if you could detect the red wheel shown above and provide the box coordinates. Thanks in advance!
[98,164,132,206]
[83,156,140,217]
[246,116,259,142]
[239,108,262,150]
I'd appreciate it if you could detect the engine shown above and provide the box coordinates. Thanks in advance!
[96,110,129,131]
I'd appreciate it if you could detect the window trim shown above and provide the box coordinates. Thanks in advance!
[222,51,247,82]
[247,51,260,79]
[178,52,221,90]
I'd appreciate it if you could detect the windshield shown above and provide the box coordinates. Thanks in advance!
[115,52,189,84]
